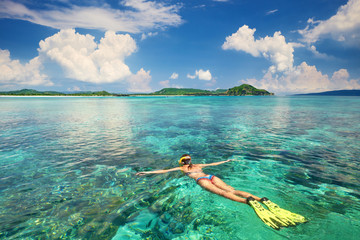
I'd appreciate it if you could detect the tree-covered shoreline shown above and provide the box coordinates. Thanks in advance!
[0,84,274,96]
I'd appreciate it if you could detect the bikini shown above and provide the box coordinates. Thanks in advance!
[185,172,215,184]
[196,175,215,184]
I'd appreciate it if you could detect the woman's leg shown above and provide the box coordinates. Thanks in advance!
[212,176,262,201]
[197,179,247,204]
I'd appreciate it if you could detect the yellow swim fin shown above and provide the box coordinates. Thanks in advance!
[261,197,307,225]
[246,197,290,230]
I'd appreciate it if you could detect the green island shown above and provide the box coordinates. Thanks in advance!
[0,84,274,96]
[0,89,129,96]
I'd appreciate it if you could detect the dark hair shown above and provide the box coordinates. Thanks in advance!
[181,154,192,169]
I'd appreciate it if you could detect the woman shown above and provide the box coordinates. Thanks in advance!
[136,154,307,230]
[137,154,259,204]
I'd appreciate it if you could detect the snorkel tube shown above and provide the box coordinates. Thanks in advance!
[179,154,192,169]
[179,154,191,165]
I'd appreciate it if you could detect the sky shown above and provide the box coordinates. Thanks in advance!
[0,0,359,94]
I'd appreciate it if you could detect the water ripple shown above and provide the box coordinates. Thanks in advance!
[0,96,359,239]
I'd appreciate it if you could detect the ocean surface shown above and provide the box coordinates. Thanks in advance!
[0,96,359,239]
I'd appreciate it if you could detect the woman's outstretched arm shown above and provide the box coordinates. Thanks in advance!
[199,159,233,167]
[136,167,181,176]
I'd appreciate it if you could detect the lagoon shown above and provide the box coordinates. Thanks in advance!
[0,96,359,239]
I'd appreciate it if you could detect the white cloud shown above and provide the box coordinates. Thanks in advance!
[141,32,158,40]
[170,72,179,79]
[196,69,212,80]
[240,62,360,94]
[309,45,329,58]
[0,49,52,88]
[34,29,153,92]
[222,25,298,73]
[224,25,360,94]
[38,29,136,84]
[0,0,182,33]
[127,68,152,93]
[159,80,170,88]
[158,72,179,88]
[299,0,360,46]
[330,68,360,89]
[222,25,259,56]
[187,73,196,79]
[159,80,182,88]
[187,69,212,81]
[266,9,278,15]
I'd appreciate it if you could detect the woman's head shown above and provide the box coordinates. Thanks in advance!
[179,154,191,165]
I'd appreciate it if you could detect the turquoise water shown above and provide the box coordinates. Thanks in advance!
[0,96,359,239]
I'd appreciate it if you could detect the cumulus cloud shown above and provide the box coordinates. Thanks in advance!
[224,25,360,94]
[187,73,196,79]
[299,0,360,46]
[222,25,298,73]
[240,62,360,94]
[0,0,182,33]
[170,72,179,79]
[0,49,52,88]
[309,45,329,59]
[0,29,153,91]
[38,29,136,84]
[197,69,212,80]
[38,29,153,92]
[141,32,158,40]
[187,69,212,81]
[127,68,152,93]
[330,68,360,89]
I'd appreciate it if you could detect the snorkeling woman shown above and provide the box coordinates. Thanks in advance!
[136,154,307,230]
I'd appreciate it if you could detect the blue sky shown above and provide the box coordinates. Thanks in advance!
[0,0,359,94]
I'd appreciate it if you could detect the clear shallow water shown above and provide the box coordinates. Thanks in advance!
[0,96,359,239]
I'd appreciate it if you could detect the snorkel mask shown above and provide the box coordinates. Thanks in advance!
[179,155,191,165]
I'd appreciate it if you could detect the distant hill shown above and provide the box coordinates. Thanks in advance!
[151,88,227,95]
[226,84,274,96]
[151,85,273,96]
[0,89,122,96]
[0,84,273,96]
[67,90,114,96]
[0,89,65,96]
[295,90,360,96]
[213,89,228,94]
